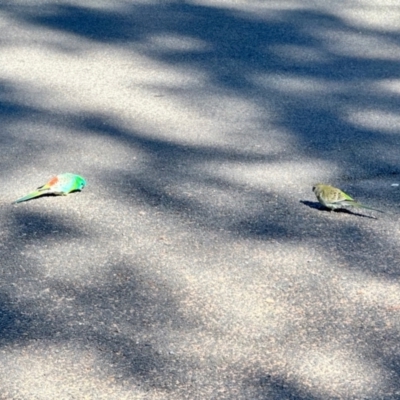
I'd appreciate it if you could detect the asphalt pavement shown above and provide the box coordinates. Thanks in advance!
[1,0,400,399]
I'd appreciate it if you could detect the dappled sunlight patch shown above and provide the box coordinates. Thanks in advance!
[336,4,400,32]
[191,0,308,13]
[24,241,121,280]
[373,79,400,95]
[182,94,265,124]
[268,44,332,64]
[312,30,400,61]
[112,93,270,149]
[0,45,208,113]
[199,160,338,190]
[178,264,287,337]
[347,277,400,312]
[166,241,333,338]
[0,44,271,149]
[162,180,263,216]
[0,342,152,400]
[64,0,156,10]
[253,73,340,96]
[345,109,400,134]
[290,348,386,398]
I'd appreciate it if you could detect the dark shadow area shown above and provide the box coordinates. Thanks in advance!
[300,200,325,211]
[242,372,321,400]
[10,209,84,239]
[0,293,31,342]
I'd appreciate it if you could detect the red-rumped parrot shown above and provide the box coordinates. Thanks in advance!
[14,173,86,203]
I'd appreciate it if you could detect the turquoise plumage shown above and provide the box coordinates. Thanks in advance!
[14,173,86,203]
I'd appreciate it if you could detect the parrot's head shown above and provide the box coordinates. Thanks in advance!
[312,184,323,194]
[77,176,86,190]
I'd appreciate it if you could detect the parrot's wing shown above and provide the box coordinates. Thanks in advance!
[339,190,354,201]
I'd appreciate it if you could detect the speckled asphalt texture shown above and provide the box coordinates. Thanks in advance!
[1,1,400,399]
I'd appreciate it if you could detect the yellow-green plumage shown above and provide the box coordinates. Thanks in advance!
[312,183,384,213]
[14,173,86,203]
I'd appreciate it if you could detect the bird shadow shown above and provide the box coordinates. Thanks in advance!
[300,201,378,219]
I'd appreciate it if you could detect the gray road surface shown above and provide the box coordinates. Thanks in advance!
[1,0,400,399]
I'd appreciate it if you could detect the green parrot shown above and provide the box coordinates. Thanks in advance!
[312,183,384,213]
[14,173,86,203]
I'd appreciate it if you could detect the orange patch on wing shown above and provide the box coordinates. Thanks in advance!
[48,176,59,186]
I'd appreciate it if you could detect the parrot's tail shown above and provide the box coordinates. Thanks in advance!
[349,201,385,213]
[13,190,43,204]
[360,204,385,213]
